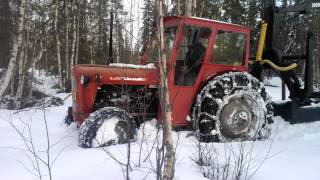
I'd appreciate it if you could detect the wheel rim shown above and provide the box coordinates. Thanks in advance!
[218,94,262,140]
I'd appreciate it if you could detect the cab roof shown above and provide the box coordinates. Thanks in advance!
[164,16,250,31]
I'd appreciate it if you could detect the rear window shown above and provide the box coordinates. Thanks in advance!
[211,30,246,66]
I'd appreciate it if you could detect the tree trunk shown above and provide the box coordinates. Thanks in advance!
[15,21,29,109]
[65,0,69,90]
[176,0,181,16]
[55,2,64,90]
[156,0,175,179]
[192,0,196,16]
[70,0,76,66]
[90,45,94,64]
[15,47,27,109]
[186,0,196,16]
[0,0,26,97]
[29,40,45,99]
[115,13,120,63]
[75,0,80,65]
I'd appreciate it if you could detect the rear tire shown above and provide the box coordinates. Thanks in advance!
[192,72,273,142]
[79,107,137,148]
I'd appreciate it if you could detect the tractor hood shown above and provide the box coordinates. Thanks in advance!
[73,63,159,86]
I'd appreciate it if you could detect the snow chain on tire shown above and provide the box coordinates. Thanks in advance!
[192,72,273,142]
[79,107,137,148]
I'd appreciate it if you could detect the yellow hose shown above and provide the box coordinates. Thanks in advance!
[259,59,297,71]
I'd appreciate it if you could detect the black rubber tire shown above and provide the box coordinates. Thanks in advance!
[192,72,273,142]
[64,107,74,125]
[79,107,137,148]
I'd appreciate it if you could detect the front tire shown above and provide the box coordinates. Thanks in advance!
[192,72,273,142]
[79,107,137,148]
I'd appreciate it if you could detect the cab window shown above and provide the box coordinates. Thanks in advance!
[174,26,211,86]
[146,26,177,62]
[211,30,246,66]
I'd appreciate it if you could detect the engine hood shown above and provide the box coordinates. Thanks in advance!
[73,64,159,86]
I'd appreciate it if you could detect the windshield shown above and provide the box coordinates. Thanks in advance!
[146,26,177,62]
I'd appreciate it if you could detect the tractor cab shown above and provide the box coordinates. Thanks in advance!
[148,16,251,127]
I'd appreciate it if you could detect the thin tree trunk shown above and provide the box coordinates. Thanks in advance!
[15,47,27,109]
[75,0,80,64]
[176,0,181,16]
[129,0,133,63]
[15,44,26,106]
[186,0,192,16]
[27,41,36,99]
[29,40,45,99]
[0,0,26,97]
[186,0,196,16]
[65,0,69,89]
[70,0,76,65]
[55,2,63,90]
[192,0,196,16]
[156,0,175,179]
[15,21,29,109]
[115,13,120,63]
[199,1,205,17]
[10,67,16,97]
[90,45,93,64]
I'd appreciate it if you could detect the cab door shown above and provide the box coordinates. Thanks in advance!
[168,25,212,127]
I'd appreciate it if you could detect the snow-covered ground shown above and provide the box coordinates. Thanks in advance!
[0,76,320,180]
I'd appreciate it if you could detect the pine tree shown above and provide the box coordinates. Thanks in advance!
[246,0,258,27]
[139,0,156,54]
[195,0,222,20]
[222,0,246,24]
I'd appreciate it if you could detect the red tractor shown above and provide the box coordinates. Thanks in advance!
[67,2,320,148]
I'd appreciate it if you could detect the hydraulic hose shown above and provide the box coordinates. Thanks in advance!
[255,21,297,72]
[259,59,297,71]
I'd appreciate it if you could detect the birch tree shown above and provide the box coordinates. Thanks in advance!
[70,0,77,66]
[156,0,175,179]
[75,0,80,65]
[0,0,26,97]
[186,0,196,16]
[55,0,64,90]
[65,0,70,90]
[15,14,29,109]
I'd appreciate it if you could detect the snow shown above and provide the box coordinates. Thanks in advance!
[109,76,147,81]
[190,16,247,27]
[92,117,120,147]
[263,77,290,101]
[33,70,60,96]
[1,75,320,180]
[109,63,156,69]
[312,2,320,8]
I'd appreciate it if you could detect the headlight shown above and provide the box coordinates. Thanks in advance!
[80,75,90,86]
